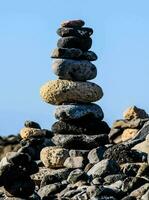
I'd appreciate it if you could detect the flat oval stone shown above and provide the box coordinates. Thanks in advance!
[52,59,97,81]
[57,36,92,51]
[51,48,97,61]
[55,103,104,121]
[51,48,82,59]
[51,120,110,135]
[40,80,103,105]
[61,19,85,27]
[20,127,45,139]
[57,27,93,38]
[52,134,109,149]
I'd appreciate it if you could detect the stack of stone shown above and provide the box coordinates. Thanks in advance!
[19,120,54,161]
[40,19,110,152]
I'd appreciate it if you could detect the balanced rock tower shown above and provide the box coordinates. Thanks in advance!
[40,19,110,168]
[40,20,109,152]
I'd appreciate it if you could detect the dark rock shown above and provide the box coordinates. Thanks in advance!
[61,19,85,28]
[121,163,141,177]
[52,134,109,149]
[55,103,104,121]
[51,48,82,59]
[24,121,41,129]
[87,159,120,179]
[52,59,97,81]
[121,197,136,200]
[88,146,107,164]
[57,36,92,51]
[57,27,93,38]
[5,152,31,165]
[81,51,98,61]
[4,177,35,198]
[121,177,148,193]
[103,144,145,164]
[52,120,110,135]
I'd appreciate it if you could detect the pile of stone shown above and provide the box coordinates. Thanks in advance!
[0,19,148,200]
[109,106,149,154]
[19,120,54,161]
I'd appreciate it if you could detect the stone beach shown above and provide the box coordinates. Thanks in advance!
[0,19,149,199]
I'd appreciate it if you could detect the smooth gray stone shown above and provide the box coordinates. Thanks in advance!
[55,103,103,121]
[52,59,97,81]
[87,159,120,179]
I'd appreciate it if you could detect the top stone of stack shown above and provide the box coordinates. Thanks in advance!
[61,19,85,27]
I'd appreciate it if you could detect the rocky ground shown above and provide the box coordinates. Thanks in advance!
[0,19,148,199]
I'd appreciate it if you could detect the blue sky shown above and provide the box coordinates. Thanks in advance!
[1,0,149,135]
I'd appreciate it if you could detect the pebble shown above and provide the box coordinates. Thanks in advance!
[61,19,85,28]
[57,27,93,38]
[88,146,107,164]
[52,134,109,149]
[87,159,120,179]
[55,103,104,121]
[67,169,87,184]
[64,156,84,169]
[40,146,69,168]
[40,80,103,105]
[24,121,41,129]
[57,36,92,51]
[52,58,97,81]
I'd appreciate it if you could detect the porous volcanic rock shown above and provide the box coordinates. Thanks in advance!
[40,80,103,105]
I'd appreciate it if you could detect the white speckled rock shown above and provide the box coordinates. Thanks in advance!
[54,103,104,121]
[40,146,69,168]
[40,80,103,105]
[20,127,45,139]
[52,59,97,81]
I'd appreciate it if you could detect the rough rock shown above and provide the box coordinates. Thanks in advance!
[40,146,69,168]
[51,48,82,59]
[52,134,109,149]
[52,120,110,135]
[57,36,92,51]
[55,103,104,121]
[20,128,45,140]
[24,121,41,129]
[40,80,103,105]
[52,59,97,81]
[61,19,85,28]
[123,106,149,120]
[129,183,149,199]
[57,27,93,38]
